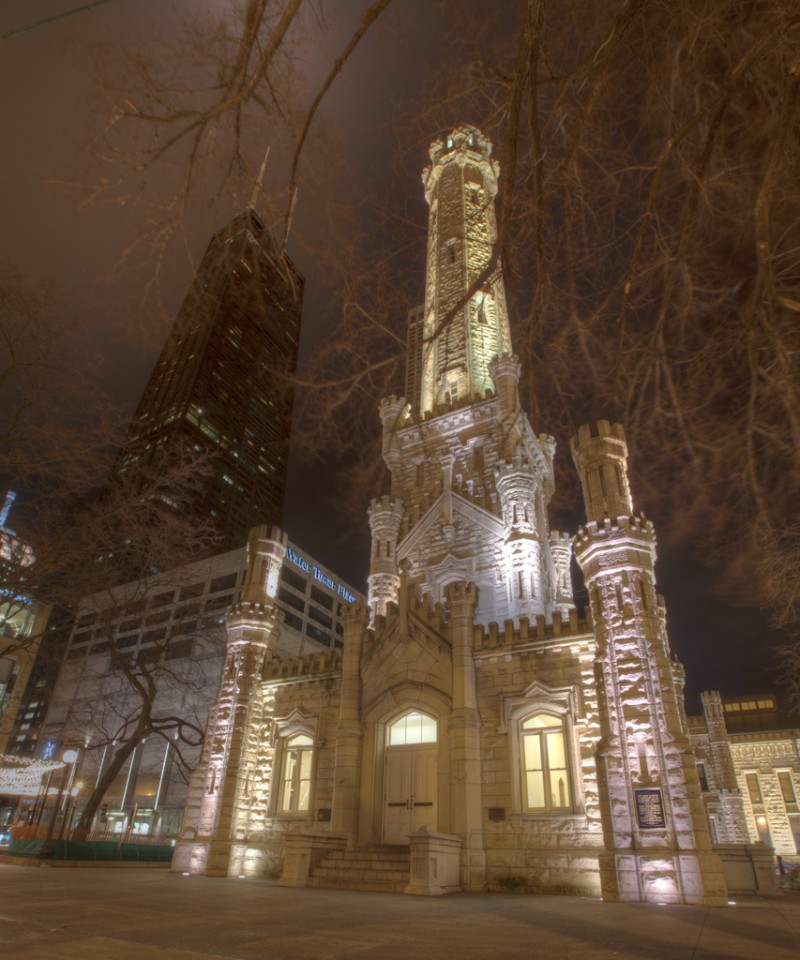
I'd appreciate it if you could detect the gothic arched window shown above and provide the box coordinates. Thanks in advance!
[520,712,572,813]
[279,733,314,814]
[388,710,437,746]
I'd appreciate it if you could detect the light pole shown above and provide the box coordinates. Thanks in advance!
[38,749,78,858]
[58,781,84,841]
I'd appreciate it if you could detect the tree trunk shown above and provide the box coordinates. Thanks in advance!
[72,734,143,840]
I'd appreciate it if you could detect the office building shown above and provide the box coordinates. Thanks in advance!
[116,209,302,550]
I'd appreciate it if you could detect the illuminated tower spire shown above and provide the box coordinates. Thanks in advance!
[419,126,513,416]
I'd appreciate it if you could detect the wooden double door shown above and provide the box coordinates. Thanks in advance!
[382,742,437,844]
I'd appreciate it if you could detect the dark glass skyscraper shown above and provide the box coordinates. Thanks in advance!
[116,209,302,550]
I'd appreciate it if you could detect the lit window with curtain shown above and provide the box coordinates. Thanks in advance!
[279,733,314,814]
[520,712,572,813]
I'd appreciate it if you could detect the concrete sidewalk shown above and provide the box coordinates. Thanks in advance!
[0,863,798,959]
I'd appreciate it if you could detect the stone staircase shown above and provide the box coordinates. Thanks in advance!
[306,846,411,893]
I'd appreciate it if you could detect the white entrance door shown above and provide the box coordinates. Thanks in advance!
[383,743,437,844]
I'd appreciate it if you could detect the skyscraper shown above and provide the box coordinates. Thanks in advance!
[116,209,302,551]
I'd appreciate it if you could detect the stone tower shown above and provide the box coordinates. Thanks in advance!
[419,125,512,412]
[368,125,574,627]
[169,126,743,903]
[571,421,727,905]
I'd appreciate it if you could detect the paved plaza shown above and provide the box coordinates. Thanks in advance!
[0,863,798,959]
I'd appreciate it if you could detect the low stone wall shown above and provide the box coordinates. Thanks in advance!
[715,843,781,896]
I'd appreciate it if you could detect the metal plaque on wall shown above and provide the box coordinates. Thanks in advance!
[634,788,666,829]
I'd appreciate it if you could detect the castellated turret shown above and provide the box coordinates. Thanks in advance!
[495,449,546,620]
[571,422,726,906]
[173,525,284,878]
[570,420,633,524]
[367,495,404,619]
[549,530,575,614]
[239,524,287,604]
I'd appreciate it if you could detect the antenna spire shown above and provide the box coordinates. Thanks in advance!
[247,145,271,211]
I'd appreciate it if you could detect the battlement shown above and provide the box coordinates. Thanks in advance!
[487,353,521,382]
[414,590,446,628]
[495,449,534,483]
[368,495,403,518]
[473,609,593,652]
[549,530,572,548]
[262,648,342,683]
[573,513,656,547]
[418,388,495,422]
[445,581,479,606]
[570,420,626,452]
[227,600,276,622]
[341,602,371,627]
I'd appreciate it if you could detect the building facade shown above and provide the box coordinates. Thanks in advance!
[172,127,737,904]
[115,208,302,550]
[23,540,361,839]
[690,692,800,859]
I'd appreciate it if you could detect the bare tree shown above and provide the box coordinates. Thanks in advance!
[76,0,394,308]
[293,2,800,642]
[0,264,226,775]
[63,3,799,674]
[63,581,226,839]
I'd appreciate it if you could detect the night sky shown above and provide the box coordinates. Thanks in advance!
[0,1,789,712]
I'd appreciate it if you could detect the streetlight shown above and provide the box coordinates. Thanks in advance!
[58,780,84,841]
[38,749,79,858]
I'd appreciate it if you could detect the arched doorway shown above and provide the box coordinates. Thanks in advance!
[382,711,437,844]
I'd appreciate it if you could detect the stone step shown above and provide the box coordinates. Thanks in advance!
[319,856,409,871]
[311,865,409,881]
[325,849,410,863]
[306,876,407,894]
[308,846,411,894]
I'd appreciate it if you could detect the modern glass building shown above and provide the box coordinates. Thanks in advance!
[115,209,303,550]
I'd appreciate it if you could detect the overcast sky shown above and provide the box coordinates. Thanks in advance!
[0,1,787,711]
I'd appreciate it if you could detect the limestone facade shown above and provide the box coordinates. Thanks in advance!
[689,692,800,858]
[173,126,730,904]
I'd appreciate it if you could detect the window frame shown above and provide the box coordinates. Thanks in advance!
[271,711,318,819]
[519,711,574,815]
[501,683,580,819]
[278,733,314,815]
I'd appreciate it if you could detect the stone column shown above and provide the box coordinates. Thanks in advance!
[445,581,485,890]
[171,527,284,876]
[330,602,369,845]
